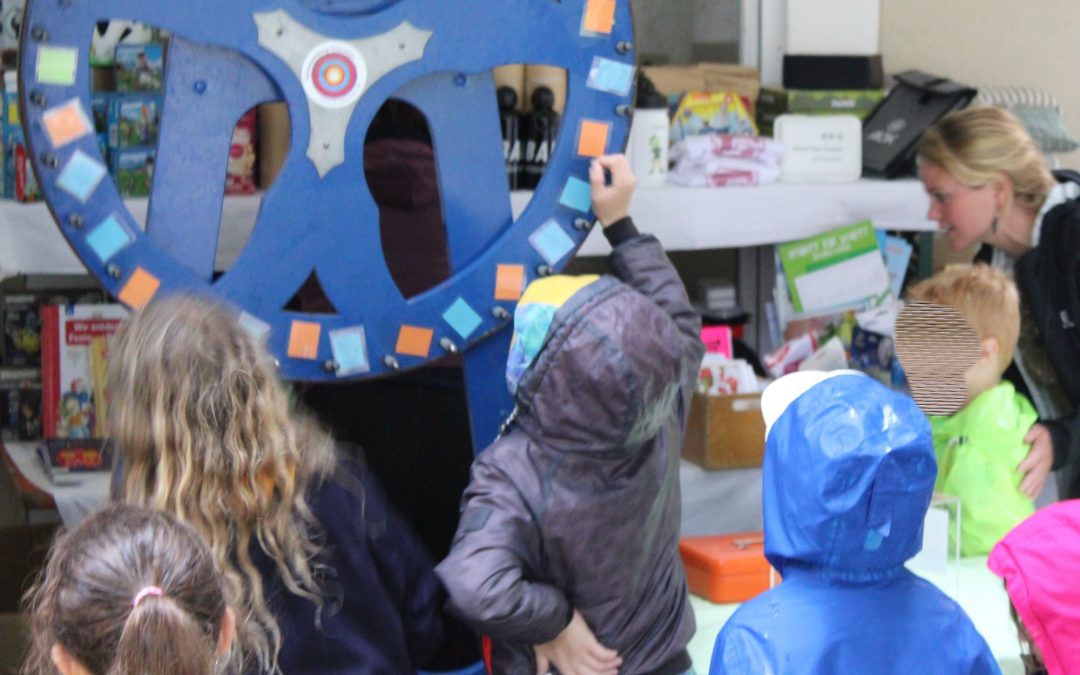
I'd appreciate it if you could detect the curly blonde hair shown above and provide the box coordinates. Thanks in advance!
[107,294,336,673]
[918,107,1056,216]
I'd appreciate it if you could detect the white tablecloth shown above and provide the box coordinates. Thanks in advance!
[0,181,934,278]
[3,441,111,527]
[679,460,763,537]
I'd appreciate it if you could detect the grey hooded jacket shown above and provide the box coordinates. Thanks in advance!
[436,222,704,674]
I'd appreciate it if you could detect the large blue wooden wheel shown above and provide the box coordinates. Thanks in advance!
[18,0,636,450]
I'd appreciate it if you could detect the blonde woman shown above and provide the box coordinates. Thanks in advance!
[918,106,1080,501]
[108,294,444,674]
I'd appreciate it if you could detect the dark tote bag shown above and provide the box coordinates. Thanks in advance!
[862,70,977,178]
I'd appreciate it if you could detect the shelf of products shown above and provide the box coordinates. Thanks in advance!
[0,179,934,279]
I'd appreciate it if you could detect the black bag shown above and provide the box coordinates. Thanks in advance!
[862,70,977,178]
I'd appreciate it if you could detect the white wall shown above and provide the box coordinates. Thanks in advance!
[881,0,1080,168]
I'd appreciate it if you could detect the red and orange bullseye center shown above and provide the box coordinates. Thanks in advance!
[311,53,357,97]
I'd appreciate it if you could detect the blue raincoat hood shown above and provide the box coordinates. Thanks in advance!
[763,373,937,578]
[711,374,1000,675]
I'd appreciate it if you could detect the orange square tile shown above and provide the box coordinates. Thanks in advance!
[577,120,609,158]
[583,0,616,34]
[118,267,160,310]
[43,100,92,148]
[396,325,433,358]
[495,264,526,301]
[287,320,321,360]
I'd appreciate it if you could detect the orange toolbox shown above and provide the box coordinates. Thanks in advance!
[679,532,777,604]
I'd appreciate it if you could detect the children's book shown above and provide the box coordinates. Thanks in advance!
[108,94,162,149]
[882,234,914,299]
[115,42,164,92]
[110,146,155,197]
[2,294,41,367]
[40,304,128,441]
[778,220,890,315]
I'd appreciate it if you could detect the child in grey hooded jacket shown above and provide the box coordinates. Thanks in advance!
[437,154,704,675]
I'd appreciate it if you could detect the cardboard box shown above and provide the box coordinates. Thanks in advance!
[258,102,289,190]
[775,114,863,183]
[643,63,760,114]
[680,532,775,603]
[683,392,765,470]
[757,86,884,136]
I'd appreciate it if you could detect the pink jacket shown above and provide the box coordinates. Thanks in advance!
[988,499,1080,675]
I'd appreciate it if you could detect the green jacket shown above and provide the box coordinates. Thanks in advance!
[930,381,1037,557]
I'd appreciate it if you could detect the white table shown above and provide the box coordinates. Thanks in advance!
[1,441,111,527]
[0,180,934,278]
[679,460,763,537]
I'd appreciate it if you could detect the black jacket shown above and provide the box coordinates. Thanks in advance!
[1015,170,1080,498]
[250,456,444,673]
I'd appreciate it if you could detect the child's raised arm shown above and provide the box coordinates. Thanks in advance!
[590,154,705,410]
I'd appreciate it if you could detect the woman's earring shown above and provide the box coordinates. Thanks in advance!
[990,214,999,234]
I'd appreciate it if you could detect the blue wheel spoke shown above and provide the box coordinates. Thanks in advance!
[214,170,397,318]
[397,72,513,273]
[147,36,280,280]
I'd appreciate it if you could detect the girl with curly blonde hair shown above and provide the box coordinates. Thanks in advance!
[108,294,444,674]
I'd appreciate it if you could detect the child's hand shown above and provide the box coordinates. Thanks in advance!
[533,609,621,675]
[1018,423,1054,498]
[589,154,636,227]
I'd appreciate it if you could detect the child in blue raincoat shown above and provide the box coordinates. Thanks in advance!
[710,371,999,675]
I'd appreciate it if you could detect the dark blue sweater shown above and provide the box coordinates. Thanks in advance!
[251,456,444,673]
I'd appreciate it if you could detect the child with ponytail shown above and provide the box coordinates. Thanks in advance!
[22,503,236,675]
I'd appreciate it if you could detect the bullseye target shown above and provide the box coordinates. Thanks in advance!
[301,40,366,108]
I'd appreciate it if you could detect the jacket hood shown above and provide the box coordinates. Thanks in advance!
[762,372,937,578]
[506,274,601,394]
[513,276,683,453]
[989,499,1080,675]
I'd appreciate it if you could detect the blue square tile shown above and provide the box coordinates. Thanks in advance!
[57,150,107,203]
[238,312,271,342]
[85,214,134,263]
[587,57,635,95]
[329,326,370,376]
[559,176,592,213]
[529,219,576,266]
[443,297,483,339]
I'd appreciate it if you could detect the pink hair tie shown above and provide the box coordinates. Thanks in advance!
[132,586,164,608]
